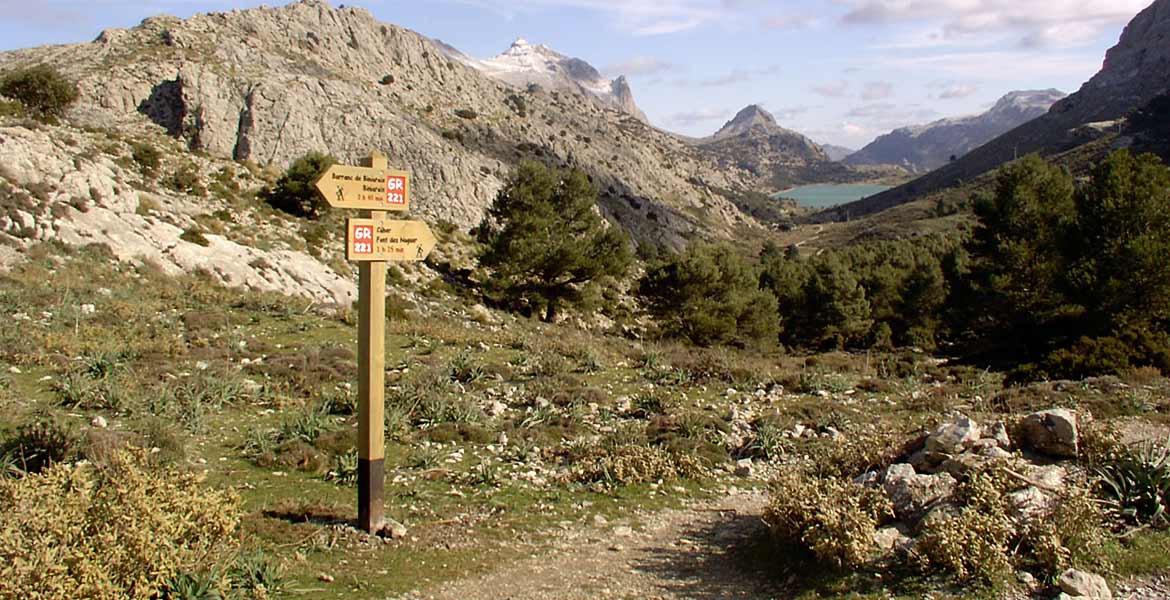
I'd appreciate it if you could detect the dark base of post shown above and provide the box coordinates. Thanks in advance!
[358,458,385,533]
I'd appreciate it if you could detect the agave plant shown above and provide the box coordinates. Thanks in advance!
[1096,436,1170,527]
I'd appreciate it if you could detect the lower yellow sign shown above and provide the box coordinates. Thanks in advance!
[347,218,436,262]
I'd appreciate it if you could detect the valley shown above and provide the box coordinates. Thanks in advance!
[1,0,1170,599]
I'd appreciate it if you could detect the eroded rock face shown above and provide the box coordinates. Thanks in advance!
[882,463,956,523]
[0,0,761,248]
[1020,409,1079,458]
[1059,569,1112,599]
[0,124,356,304]
[925,415,982,455]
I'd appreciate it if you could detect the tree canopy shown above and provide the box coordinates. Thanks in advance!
[640,242,779,347]
[478,161,631,321]
[0,65,79,121]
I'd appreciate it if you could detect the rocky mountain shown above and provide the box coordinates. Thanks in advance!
[844,90,1066,173]
[816,0,1170,222]
[820,144,855,162]
[693,105,858,191]
[438,37,649,123]
[0,0,766,262]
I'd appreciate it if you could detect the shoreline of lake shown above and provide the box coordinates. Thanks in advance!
[772,183,892,209]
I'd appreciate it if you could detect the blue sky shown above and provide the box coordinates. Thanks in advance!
[0,0,1151,148]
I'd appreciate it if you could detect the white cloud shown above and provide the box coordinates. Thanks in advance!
[840,0,1148,48]
[937,83,978,100]
[695,65,782,86]
[603,57,676,77]
[761,13,819,30]
[812,80,850,97]
[861,81,893,101]
[665,107,732,127]
[874,50,1101,80]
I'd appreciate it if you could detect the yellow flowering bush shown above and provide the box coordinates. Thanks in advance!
[0,450,241,599]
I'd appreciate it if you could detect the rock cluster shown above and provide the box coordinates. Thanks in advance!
[855,408,1092,567]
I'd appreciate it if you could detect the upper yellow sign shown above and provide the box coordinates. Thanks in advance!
[315,164,410,212]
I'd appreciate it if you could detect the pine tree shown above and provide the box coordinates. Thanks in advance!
[639,242,778,347]
[478,161,631,321]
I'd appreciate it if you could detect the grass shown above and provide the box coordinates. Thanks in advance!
[2,241,1169,598]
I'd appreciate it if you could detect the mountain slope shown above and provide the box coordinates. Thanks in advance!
[0,0,757,249]
[844,90,1065,173]
[814,0,1170,222]
[438,37,648,123]
[821,144,856,162]
[693,105,859,191]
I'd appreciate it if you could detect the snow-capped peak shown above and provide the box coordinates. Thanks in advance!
[435,36,648,123]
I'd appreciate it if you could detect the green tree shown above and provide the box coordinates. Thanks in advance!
[959,150,1170,378]
[962,154,1077,359]
[640,242,778,347]
[478,161,631,321]
[261,152,335,219]
[0,65,78,121]
[1066,150,1170,335]
[796,256,872,350]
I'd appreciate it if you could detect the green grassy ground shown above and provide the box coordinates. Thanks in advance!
[1,241,1168,598]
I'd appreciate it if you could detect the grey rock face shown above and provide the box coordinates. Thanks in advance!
[1020,409,1079,458]
[0,124,356,305]
[693,105,846,191]
[844,89,1065,173]
[1059,569,1112,599]
[882,463,957,523]
[0,0,757,248]
[925,415,982,455]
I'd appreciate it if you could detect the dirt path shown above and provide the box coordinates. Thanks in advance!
[413,489,789,600]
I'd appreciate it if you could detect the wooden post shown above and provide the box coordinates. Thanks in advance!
[357,152,388,533]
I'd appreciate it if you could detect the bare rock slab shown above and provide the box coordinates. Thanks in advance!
[1059,569,1112,599]
[1020,409,1079,457]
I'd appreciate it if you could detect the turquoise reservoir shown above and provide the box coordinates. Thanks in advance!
[772,184,891,209]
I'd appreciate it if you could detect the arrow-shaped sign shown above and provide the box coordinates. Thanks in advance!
[315,164,411,211]
[347,218,436,262]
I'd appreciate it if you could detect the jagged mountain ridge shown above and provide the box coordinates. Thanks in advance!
[820,144,855,162]
[0,0,762,248]
[816,0,1170,222]
[438,37,649,123]
[844,90,1066,173]
[693,105,865,191]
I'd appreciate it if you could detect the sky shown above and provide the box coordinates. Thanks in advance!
[0,0,1152,148]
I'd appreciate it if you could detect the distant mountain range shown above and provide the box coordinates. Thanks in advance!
[437,37,648,122]
[692,105,866,190]
[821,144,856,162]
[816,0,1170,222]
[844,90,1066,173]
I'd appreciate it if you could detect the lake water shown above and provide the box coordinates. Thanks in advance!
[772,184,892,209]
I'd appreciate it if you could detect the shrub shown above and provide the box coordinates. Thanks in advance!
[1097,437,1170,527]
[164,164,205,196]
[380,74,395,85]
[131,142,162,177]
[566,443,704,488]
[505,93,527,117]
[640,242,779,347]
[454,108,477,119]
[0,450,240,599]
[0,65,79,121]
[911,468,1016,582]
[0,417,76,474]
[260,151,336,219]
[764,469,893,568]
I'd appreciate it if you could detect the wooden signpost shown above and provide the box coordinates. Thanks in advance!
[315,153,435,534]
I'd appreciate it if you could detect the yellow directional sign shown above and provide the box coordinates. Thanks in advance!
[346,218,436,262]
[315,164,410,211]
